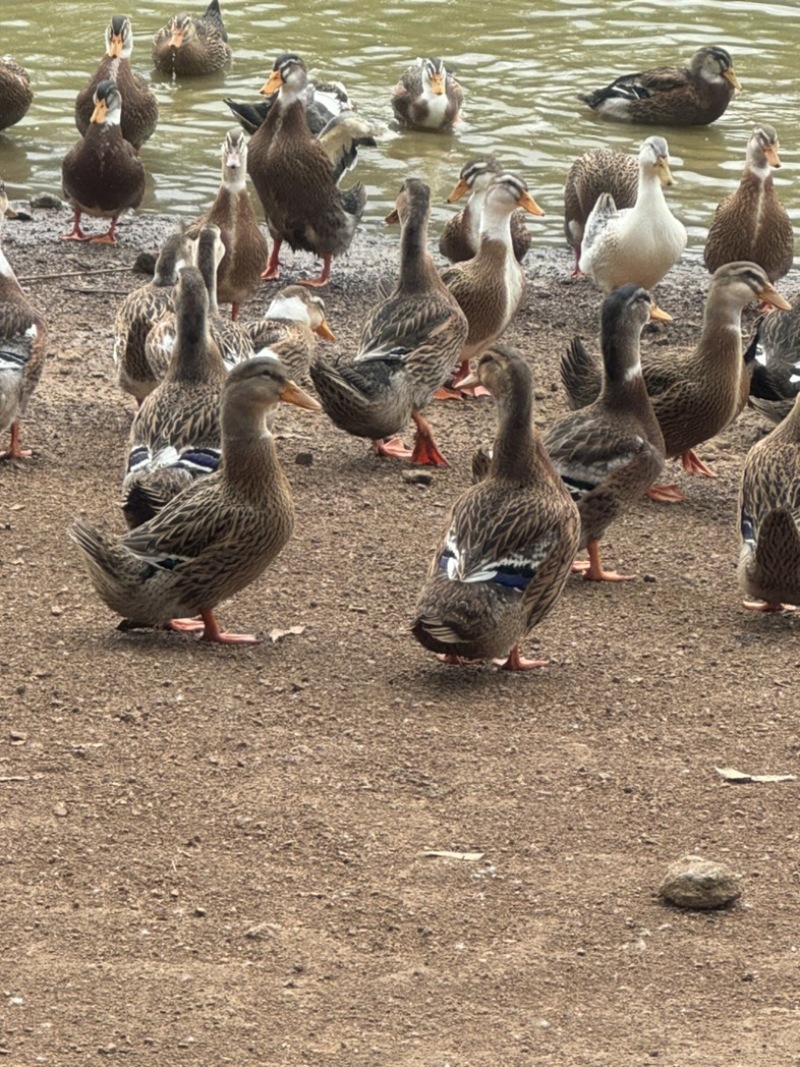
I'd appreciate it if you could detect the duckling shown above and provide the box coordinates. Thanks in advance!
[704,124,794,284]
[564,147,639,276]
[579,46,740,126]
[440,172,544,392]
[0,182,47,460]
[310,178,468,464]
[188,129,268,321]
[245,285,335,383]
[738,392,800,611]
[71,354,321,644]
[545,285,666,580]
[412,346,580,670]
[0,57,33,132]
[61,80,146,244]
[145,224,254,376]
[439,157,531,265]
[247,53,367,287]
[121,266,228,529]
[75,16,159,150]
[152,0,231,77]
[113,230,197,404]
[579,137,686,316]
[562,262,792,501]
[392,57,463,132]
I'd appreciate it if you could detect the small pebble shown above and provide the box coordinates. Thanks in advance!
[295,452,314,467]
[659,854,742,910]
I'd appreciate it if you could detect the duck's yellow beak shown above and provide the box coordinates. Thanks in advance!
[518,191,545,217]
[429,72,445,95]
[649,303,673,322]
[758,282,792,311]
[169,26,185,49]
[261,70,282,96]
[90,98,108,124]
[723,67,741,91]
[384,207,400,224]
[446,177,471,204]
[108,32,124,58]
[764,144,781,168]
[656,158,675,187]
[314,320,336,342]
[279,380,322,411]
[455,368,479,390]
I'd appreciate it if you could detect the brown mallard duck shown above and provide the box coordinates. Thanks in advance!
[247,53,367,287]
[151,0,231,77]
[704,124,794,283]
[75,16,159,150]
[545,285,666,580]
[246,285,335,382]
[578,46,740,126]
[188,129,268,321]
[61,80,146,243]
[564,147,639,276]
[0,182,48,460]
[71,354,320,644]
[121,265,228,529]
[0,57,33,132]
[113,230,197,404]
[392,57,463,132]
[310,178,468,465]
[440,172,544,392]
[145,224,254,375]
[579,137,686,316]
[562,262,792,501]
[738,392,800,611]
[439,157,531,265]
[412,346,580,670]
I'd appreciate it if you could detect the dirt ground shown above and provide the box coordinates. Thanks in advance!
[2,205,800,1067]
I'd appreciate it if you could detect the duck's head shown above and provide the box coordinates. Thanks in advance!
[457,345,533,403]
[90,80,123,126]
[639,136,674,186]
[419,57,447,95]
[447,157,502,203]
[266,285,335,341]
[261,52,307,98]
[693,46,740,91]
[748,124,781,171]
[174,264,210,323]
[153,230,197,286]
[106,15,132,59]
[168,14,196,49]
[710,262,791,313]
[222,128,248,188]
[484,173,544,218]
[384,177,430,226]
[224,353,322,416]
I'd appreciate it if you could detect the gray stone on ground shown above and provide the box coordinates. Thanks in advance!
[659,855,742,910]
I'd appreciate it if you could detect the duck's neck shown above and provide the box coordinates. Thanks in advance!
[478,201,514,249]
[197,254,220,315]
[398,212,438,292]
[490,386,540,483]
[600,326,646,403]
[635,168,666,212]
[220,400,285,499]
[465,187,488,246]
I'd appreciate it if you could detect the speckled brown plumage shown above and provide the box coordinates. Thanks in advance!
[563,148,639,273]
[151,0,231,77]
[392,58,463,131]
[439,157,531,265]
[0,56,32,132]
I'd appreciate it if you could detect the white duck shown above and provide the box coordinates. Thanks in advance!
[579,136,687,317]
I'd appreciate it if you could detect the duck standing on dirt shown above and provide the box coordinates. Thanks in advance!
[75,15,159,150]
[310,178,468,465]
[738,392,800,612]
[704,124,794,284]
[561,262,791,501]
[545,285,666,580]
[439,156,531,265]
[189,129,268,321]
[563,147,639,276]
[0,182,48,460]
[246,285,335,383]
[412,346,579,670]
[61,80,146,244]
[152,0,231,76]
[247,52,366,287]
[121,265,228,529]
[578,46,740,126]
[71,355,321,644]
